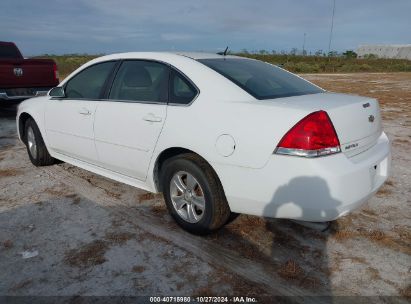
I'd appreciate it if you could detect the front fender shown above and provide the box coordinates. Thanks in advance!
[17,96,49,144]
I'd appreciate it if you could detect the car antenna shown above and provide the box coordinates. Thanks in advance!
[217,46,229,56]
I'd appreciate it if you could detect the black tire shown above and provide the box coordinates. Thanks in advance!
[161,153,231,235]
[24,118,54,166]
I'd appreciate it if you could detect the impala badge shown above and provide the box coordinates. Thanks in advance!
[368,115,375,123]
[13,67,23,77]
[345,143,359,150]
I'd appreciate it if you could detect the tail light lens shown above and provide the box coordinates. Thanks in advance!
[275,110,341,157]
[53,63,59,81]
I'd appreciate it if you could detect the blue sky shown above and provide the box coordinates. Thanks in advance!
[1,0,410,56]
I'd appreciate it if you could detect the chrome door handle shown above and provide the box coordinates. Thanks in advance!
[143,113,162,122]
[78,108,91,115]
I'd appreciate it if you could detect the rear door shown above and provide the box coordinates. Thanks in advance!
[45,61,117,163]
[94,60,169,180]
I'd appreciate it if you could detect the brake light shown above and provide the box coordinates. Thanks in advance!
[53,63,59,81]
[275,110,341,157]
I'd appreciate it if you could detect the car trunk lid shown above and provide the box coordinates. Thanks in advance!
[268,92,383,157]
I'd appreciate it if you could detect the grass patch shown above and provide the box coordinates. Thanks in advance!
[376,185,393,197]
[137,192,156,202]
[34,54,99,79]
[64,240,108,268]
[0,168,22,177]
[239,53,411,73]
[331,226,411,255]
[150,203,167,215]
[278,259,304,280]
[34,53,411,81]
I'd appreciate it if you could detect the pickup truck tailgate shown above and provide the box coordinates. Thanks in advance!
[0,59,58,88]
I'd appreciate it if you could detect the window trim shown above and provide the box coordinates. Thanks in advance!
[52,58,200,106]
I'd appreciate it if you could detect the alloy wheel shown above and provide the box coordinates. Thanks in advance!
[27,126,37,159]
[170,171,206,223]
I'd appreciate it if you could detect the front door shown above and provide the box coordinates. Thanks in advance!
[94,60,169,180]
[45,61,116,163]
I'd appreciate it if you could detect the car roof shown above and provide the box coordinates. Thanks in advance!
[93,51,242,63]
[172,52,241,60]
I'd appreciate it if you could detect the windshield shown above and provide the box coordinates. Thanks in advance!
[198,58,323,100]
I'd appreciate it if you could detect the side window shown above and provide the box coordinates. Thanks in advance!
[169,70,198,104]
[65,61,116,99]
[109,60,169,103]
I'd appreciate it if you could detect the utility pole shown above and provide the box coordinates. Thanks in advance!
[302,33,306,56]
[328,0,336,55]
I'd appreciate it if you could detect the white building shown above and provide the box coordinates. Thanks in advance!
[357,44,411,60]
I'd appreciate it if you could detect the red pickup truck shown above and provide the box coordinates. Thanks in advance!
[0,41,59,106]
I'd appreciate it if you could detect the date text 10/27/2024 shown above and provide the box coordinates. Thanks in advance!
[149,296,258,303]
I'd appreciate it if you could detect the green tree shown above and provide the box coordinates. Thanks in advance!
[342,50,357,58]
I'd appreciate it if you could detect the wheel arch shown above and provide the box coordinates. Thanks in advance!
[152,147,226,195]
[18,112,34,142]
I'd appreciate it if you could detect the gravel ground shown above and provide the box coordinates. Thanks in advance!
[0,73,410,302]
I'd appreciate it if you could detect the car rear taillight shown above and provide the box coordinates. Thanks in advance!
[275,110,341,157]
[53,63,59,81]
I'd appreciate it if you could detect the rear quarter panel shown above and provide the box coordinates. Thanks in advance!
[147,56,314,190]
[156,99,309,168]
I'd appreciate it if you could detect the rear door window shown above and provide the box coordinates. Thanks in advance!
[109,60,169,103]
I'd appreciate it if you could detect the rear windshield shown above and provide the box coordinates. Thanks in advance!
[0,44,22,59]
[198,58,323,100]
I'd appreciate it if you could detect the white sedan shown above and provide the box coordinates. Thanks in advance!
[16,52,391,234]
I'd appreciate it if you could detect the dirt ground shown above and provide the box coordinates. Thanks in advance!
[0,73,410,302]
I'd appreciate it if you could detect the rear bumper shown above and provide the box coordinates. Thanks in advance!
[214,132,391,222]
[0,88,51,102]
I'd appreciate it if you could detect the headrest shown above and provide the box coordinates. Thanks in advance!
[123,66,152,87]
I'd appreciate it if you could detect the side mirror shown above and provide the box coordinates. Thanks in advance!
[49,87,65,98]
